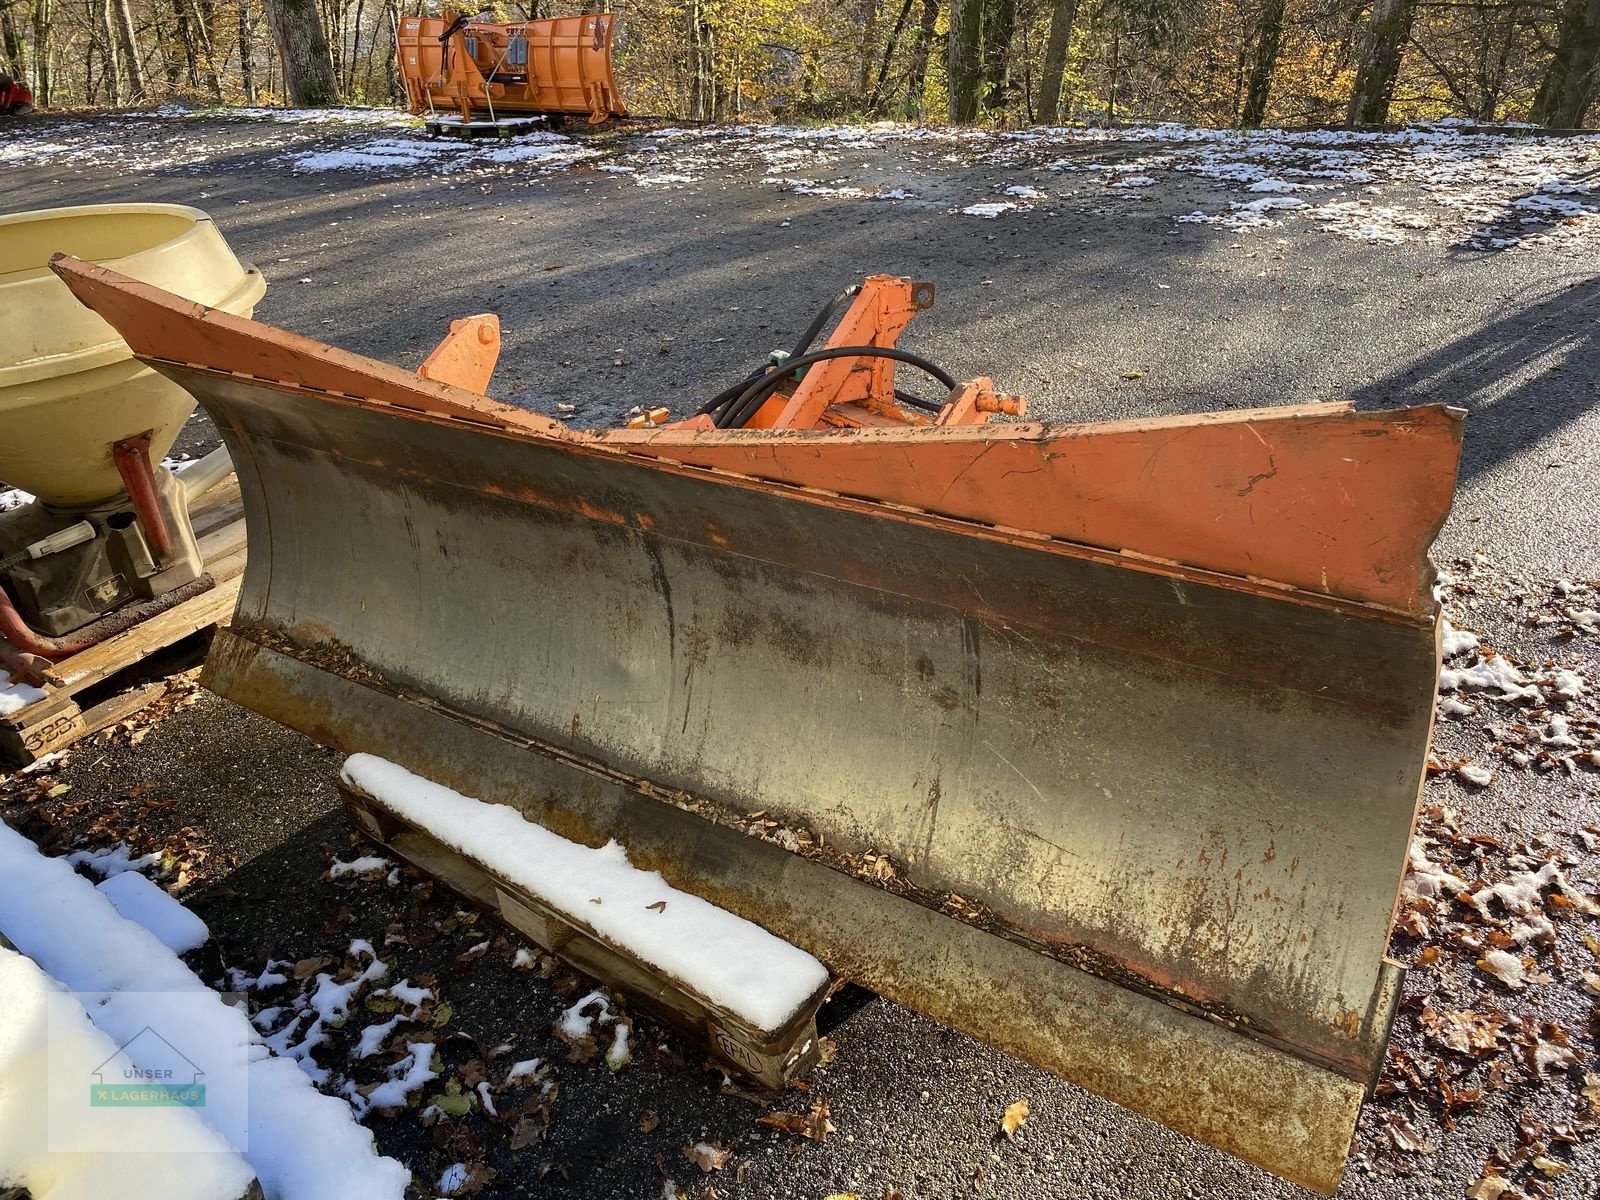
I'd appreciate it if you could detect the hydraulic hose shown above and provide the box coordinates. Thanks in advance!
[720,346,957,430]
[698,285,863,422]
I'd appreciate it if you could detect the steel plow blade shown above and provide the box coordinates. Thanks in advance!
[54,256,1464,1193]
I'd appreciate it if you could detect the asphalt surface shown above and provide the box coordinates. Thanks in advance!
[2,109,1598,1200]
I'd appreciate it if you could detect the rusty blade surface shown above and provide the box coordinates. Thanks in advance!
[54,256,1464,1192]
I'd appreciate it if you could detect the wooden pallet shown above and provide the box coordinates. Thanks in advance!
[1,478,247,765]
[340,777,828,1090]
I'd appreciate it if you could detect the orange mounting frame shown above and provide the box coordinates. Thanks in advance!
[668,275,1027,433]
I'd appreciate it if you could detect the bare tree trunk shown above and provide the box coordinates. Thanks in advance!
[687,0,713,119]
[946,0,981,121]
[856,0,878,100]
[1346,0,1415,125]
[264,0,337,104]
[109,0,144,99]
[904,0,939,115]
[238,0,257,100]
[185,0,220,95]
[30,0,51,103]
[1532,0,1600,127]
[868,0,915,112]
[172,0,199,85]
[381,0,400,102]
[98,0,122,103]
[1240,0,1287,126]
[1035,0,1078,123]
[982,0,1015,110]
[0,3,24,79]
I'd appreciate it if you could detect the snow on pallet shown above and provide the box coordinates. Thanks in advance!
[0,821,408,1200]
[339,754,831,1089]
[0,477,246,765]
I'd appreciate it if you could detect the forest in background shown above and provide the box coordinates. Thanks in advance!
[1,0,1596,129]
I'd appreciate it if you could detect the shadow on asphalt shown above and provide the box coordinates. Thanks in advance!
[1353,275,1600,482]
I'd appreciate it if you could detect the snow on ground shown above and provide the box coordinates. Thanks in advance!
[0,820,409,1200]
[0,945,257,1200]
[342,754,829,1033]
[1,107,1594,253]
[95,869,210,954]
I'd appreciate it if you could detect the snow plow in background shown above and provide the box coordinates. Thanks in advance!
[52,255,1464,1194]
[396,10,625,130]
[0,73,34,115]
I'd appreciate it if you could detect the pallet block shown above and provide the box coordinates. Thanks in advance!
[1,479,247,765]
[339,777,827,1090]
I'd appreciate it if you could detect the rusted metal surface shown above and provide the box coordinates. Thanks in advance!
[54,256,1466,1192]
[207,629,1370,1193]
[111,432,173,562]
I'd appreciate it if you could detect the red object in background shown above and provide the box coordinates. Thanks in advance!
[0,72,34,115]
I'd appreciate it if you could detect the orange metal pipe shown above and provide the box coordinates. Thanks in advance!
[112,432,173,563]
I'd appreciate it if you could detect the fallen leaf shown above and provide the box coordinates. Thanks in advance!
[1465,1167,1513,1200]
[1384,1113,1433,1153]
[1000,1098,1030,1140]
[1519,1022,1581,1076]
[432,1090,473,1118]
[756,1098,834,1143]
[683,1140,733,1173]
[1120,369,1145,381]
[640,1112,662,1133]
[1419,1006,1507,1056]
[816,1037,838,1066]
[292,955,335,980]
[647,900,667,912]
[1531,1155,1569,1177]
[509,1116,545,1150]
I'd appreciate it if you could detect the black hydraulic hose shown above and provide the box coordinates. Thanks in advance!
[697,285,863,420]
[787,285,862,362]
[720,346,957,430]
[894,389,945,414]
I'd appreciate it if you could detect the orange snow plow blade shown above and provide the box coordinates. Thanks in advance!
[53,255,1463,1194]
[397,10,625,124]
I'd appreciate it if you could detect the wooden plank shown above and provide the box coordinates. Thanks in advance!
[193,496,244,540]
[50,577,240,692]
[341,781,825,1090]
[188,475,241,520]
[198,515,247,567]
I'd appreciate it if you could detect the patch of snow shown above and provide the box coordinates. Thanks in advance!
[344,755,829,1035]
[1551,669,1584,700]
[1004,184,1045,198]
[505,1058,543,1084]
[360,1041,439,1113]
[65,842,162,878]
[328,855,392,879]
[961,201,1020,219]
[1110,175,1158,188]
[95,870,209,954]
[355,1017,403,1060]
[0,822,408,1199]
[1438,653,1541,702]
[558,990,612,1040]
[0,670,46,716]
[376,979,433,1017]
[1441,619,1480,659]
[0,945,257,1200]
[1405,839,1465,901]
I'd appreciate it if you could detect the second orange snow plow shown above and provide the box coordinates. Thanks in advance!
[396,10,626,126]
[52,255,1463,1193]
